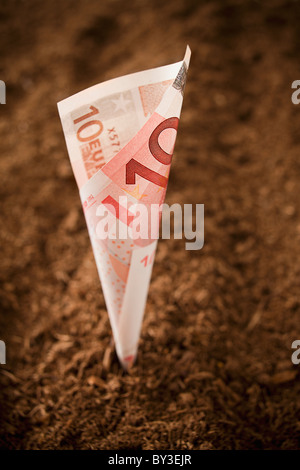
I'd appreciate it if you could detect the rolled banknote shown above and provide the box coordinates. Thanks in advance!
[58,46,191,369]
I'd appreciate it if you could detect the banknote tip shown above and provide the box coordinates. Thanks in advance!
[120,354,136,372]
[184,45,192,67]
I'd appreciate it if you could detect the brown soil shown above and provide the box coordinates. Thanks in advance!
[1,0,300,450]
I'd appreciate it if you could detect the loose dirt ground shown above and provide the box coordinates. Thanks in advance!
[0,0,300,449]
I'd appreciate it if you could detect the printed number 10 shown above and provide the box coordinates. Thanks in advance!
[141,251,155,267]
[125,117,179,188]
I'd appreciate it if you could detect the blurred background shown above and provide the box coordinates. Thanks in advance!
[1,0,300,449]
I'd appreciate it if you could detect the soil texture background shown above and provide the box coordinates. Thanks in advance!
[0,0,300,450]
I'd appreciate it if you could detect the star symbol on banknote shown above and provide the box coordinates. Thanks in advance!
[123,185,147,200]
[112,93,131,113]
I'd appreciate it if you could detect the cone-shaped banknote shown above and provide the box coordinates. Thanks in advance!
[58,47,191,369]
